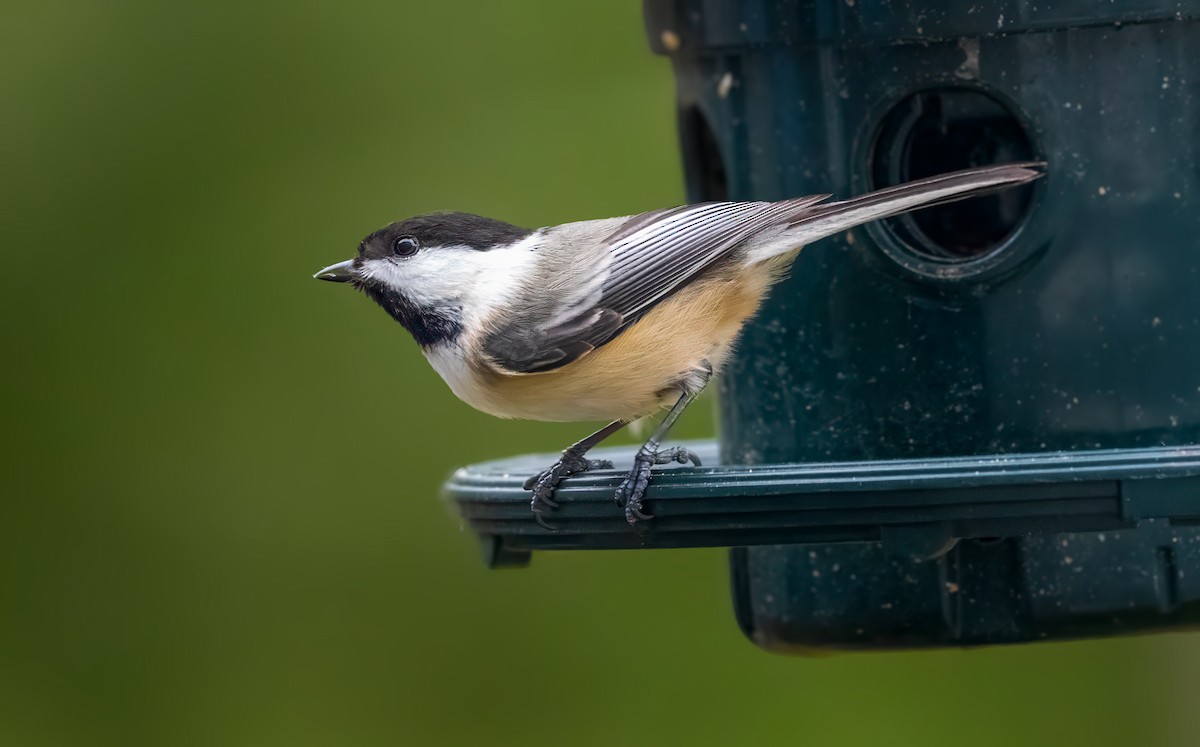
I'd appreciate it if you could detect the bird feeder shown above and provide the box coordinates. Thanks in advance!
[445,0,1200,651]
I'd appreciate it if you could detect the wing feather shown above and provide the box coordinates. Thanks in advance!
[483,194,831,374]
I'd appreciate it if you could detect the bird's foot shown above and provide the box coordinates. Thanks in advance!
[523,450,614,528]
[614,446,702,524]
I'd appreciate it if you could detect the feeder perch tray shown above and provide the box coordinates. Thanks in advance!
[446,441,1200,568]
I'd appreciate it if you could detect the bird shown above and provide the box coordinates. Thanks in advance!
[315,162,1044,525]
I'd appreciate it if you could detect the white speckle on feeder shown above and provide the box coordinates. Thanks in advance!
[1152,316,1163,327]
[717,71,734,98]
[1098,185,1108,195]
[1162,76,1171,90]
[1175,192,1183,199]
[997,13,1004,28]
[956,37,980,80]
[660,29,681,52]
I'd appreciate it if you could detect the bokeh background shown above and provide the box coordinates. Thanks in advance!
[3,1,1199,745]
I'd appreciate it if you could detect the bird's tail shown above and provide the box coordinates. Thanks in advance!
[759,162,1044,257]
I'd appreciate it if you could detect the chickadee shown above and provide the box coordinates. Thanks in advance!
[316,163,1043,525]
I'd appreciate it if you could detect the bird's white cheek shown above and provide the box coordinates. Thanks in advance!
[360,256,465,306]
[466,237,540,310]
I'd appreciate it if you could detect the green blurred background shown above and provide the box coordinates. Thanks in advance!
[3,1,1198,745]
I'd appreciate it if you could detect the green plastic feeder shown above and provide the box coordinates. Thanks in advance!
[445,0,1200,651]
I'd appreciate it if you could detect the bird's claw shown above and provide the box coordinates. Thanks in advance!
[524,450,613,527]
[614,445,701,524]
[653,446,702,467]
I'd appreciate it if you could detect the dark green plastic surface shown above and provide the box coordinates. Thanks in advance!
[450,440,1200,557]
[646,0,1200,649]
[446,0,1200,650]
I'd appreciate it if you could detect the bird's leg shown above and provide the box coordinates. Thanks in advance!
[524,419,628,527]
[615,363,711,524]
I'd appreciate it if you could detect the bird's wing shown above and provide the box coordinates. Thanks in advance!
[482,196,831,374]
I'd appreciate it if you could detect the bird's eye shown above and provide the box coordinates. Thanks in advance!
[393,236,420,257]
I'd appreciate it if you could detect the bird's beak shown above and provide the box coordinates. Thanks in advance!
[313,259,356,283]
